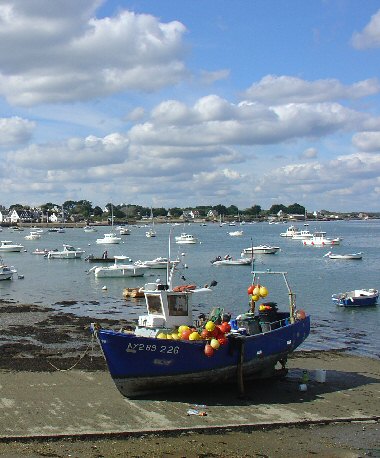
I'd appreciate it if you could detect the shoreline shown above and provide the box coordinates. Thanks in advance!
[0,300,379,456]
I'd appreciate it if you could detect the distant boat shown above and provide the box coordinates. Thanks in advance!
[90,256,148,278]
[96,205,121,244]
[241,245,280,255]
[0,257,16,280]
[0,240,24,252]
[134,257,179,269]
[211,256,252,266]
[280,225,299,237]
[24,231,41,240]
[84,226,97,233]
[324,251,363,260]
[47,244,85,259]
[175,233,198,244]
[332,289,378,307]
[146,208,156,238]
[303,232,341,247]
[292,230,313,240]
[228,230,243,237]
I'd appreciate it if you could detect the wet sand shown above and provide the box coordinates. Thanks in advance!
[0,299,379,457]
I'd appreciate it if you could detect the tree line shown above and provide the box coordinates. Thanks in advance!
[4,201,307,221]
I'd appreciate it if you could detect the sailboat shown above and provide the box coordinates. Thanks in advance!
[96,204,122,244]
[146,208,157,238]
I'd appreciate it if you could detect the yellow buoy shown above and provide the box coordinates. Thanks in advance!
[259,286,268,297]
[251,294,260,302]
[210,338,220,350]
[189,331,201,341]
[205,321,216,332]
[252,286,260,296]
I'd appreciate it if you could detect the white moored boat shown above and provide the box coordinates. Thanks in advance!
[241,245,280,255]
[303,232,341,247]
[0,258,16,280]
[175,233,198,244]
[211,256,252,266]
[228,230,243,237]
[324,251,363,260]
[134,257,179,269]
[92,256,149,278]
[96,232,122,244]
[280,225,300,237]
[47,244,85,259]
[0,240,24,252]
[291,230,313,240]
[84,226,97,233]
[24,231,41,240]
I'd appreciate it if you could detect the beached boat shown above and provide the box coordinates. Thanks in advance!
[332,289,378,307]
[91,255,148,278]
[47,244,85,259]
[302,232,341,247]
[241,245,280,255]
[91,266,310,398]
[0,240,24,252]
[175,233,198,244]
[324,251,363,260]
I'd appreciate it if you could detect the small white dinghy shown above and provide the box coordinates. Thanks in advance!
[324,251,363,260]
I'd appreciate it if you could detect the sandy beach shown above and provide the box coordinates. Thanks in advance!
[0,299,379,457]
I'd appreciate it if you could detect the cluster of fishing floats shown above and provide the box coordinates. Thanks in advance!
[154,282,279,358]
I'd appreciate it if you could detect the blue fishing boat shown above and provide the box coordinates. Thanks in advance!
[332,288,379,307]
[92,266,310,398]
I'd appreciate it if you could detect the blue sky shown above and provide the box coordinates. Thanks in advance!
[0,0,380,211]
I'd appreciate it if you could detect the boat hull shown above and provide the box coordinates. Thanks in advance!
[48,252,84,259]
[332,289,378,307]
[0,271,13,280]
[95,267,146,278]
[212,259,251,266]
[95,316,310,397]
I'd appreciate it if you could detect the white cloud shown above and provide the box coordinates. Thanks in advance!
[300,147,318,159]
[0,1,187,106]
[252,153,380,207]
[10,133,129,169]
[351,9,380,49]
[130,96,370,147]
[352,131,380,152]
[243,75,380,104]
[200,69,230,85]
[0,116,35,146]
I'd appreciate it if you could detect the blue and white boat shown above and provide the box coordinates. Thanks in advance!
[332,289,378,307]
[92,267,310,398]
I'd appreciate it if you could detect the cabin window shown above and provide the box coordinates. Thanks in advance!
[168,294,188,316]
[146,295,163,315]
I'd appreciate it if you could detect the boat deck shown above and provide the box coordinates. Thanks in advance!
[0,352,378,440]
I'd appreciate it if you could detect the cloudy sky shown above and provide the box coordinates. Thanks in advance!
[1,0,380,211]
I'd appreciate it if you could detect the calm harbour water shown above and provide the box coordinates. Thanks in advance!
[1,220,379,359]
